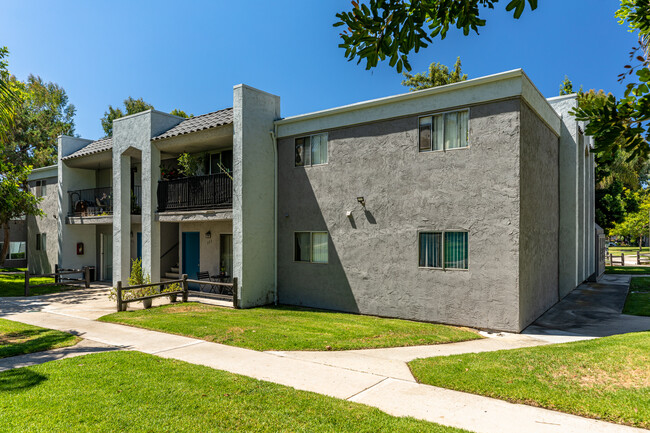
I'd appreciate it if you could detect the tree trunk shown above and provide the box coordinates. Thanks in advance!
[0,222,9,267]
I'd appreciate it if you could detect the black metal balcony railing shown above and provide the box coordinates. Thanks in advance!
[157,173,233,212]
[68,186,142,217]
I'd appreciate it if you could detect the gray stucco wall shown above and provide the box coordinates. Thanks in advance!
[518,102,560,329]
[277,99,525,331]
[27,175,58,274]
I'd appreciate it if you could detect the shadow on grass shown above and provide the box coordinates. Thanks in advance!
[0,368,47,392]
[0,329,79,359]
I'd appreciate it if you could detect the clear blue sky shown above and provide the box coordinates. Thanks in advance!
[0,0,638,140]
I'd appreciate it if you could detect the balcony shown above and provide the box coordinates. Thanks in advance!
[157,173,233,212]
[68,186,141,217]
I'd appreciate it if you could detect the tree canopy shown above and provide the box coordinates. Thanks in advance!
[573,0,650,163]
[401,57,467,91]
[334,0,537,72]
[0,47,18,143]
[101,97,154,137]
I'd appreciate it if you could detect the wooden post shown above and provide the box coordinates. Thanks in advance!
[232,277,239,309]
[638,251,641,265]
[24,270,29,297]
[84,266,90,288]
[116,280,122,312]
[181,274,188,303]
[54,264,59,284]
[622,253,625,267]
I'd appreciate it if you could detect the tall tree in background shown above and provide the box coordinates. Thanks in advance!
[0,47,18,143]
[562,76,649,234]
[0,48,73,261]
[170,108,192,118]
[573,0,650,162]
[2,75,76,169]
[334,0,537,72]
[401,57,468,91]
[101,97,154,137]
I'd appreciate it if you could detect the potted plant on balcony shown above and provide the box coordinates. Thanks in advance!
[177,152,203,177]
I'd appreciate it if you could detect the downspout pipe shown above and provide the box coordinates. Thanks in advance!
[269,128,278,305]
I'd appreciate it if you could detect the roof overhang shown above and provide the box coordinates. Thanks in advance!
[155,123,233,157]
[63,150,113,169]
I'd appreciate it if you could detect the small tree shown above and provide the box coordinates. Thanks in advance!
[0,163,43,265]
[101,97,153,137]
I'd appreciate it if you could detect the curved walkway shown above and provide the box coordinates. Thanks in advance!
[0,282,647,433]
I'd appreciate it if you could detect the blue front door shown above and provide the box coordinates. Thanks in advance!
[182,232,200,287]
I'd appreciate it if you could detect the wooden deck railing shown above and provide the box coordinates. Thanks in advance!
[157,173,233,212]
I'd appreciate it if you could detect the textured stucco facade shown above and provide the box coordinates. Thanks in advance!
[27,166,58,274]
[39,69,595,332]
[233,85,280,308]
[518,102,560,327]
[277,99,536,331]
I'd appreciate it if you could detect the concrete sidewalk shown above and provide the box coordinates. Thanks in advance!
[1,292,645,433]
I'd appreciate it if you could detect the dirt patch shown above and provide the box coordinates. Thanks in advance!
[552,363,650,390]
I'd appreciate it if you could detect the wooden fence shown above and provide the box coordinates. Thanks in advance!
[24,265,90,296]
[607,253,625,266]
[115,275,238,311]
[186,277,238,309]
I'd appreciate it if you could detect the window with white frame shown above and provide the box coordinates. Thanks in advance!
[34,180,47,197]
[295,133,328,167]
[294,231,328,263]
[0,241,27,260]
[419,231,468,270]
[419,109,469,152]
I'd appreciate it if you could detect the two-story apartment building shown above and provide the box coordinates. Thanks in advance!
[34,69,596,332]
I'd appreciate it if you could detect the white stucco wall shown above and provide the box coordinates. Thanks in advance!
[111,110,182,283]
[178,220,232,277]
[58,136,97,270]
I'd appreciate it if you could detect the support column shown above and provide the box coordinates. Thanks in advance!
[142,144,161,281]
[113,153,131,283]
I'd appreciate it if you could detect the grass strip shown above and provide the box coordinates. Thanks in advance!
[100,303,481,351]
[409,332,650,429]
[0,318,80,359]
[0,351,467,432]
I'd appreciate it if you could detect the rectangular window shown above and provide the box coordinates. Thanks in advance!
[34,180,47,197]
[207,150,233,175]
[294,231,328,263]
[419,109,468,152]
[419,231,468,270]
[295,133,328,166]
[5,241,26,260]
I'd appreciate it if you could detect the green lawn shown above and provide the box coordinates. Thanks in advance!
[605,265,650,275]
[624,277,650,316]
[409,332,650,429]
[0,351,467,432]
[0,318,80,359]
[0,269,74,297]
[99,303,481,351]
[607,246,649,255]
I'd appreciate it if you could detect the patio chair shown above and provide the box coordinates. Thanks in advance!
[196,271,215,293]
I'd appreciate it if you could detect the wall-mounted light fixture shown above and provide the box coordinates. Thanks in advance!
[357,197,366,207]
[205,231,211,239]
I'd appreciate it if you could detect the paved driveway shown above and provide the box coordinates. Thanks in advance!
[524,274,650,338]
